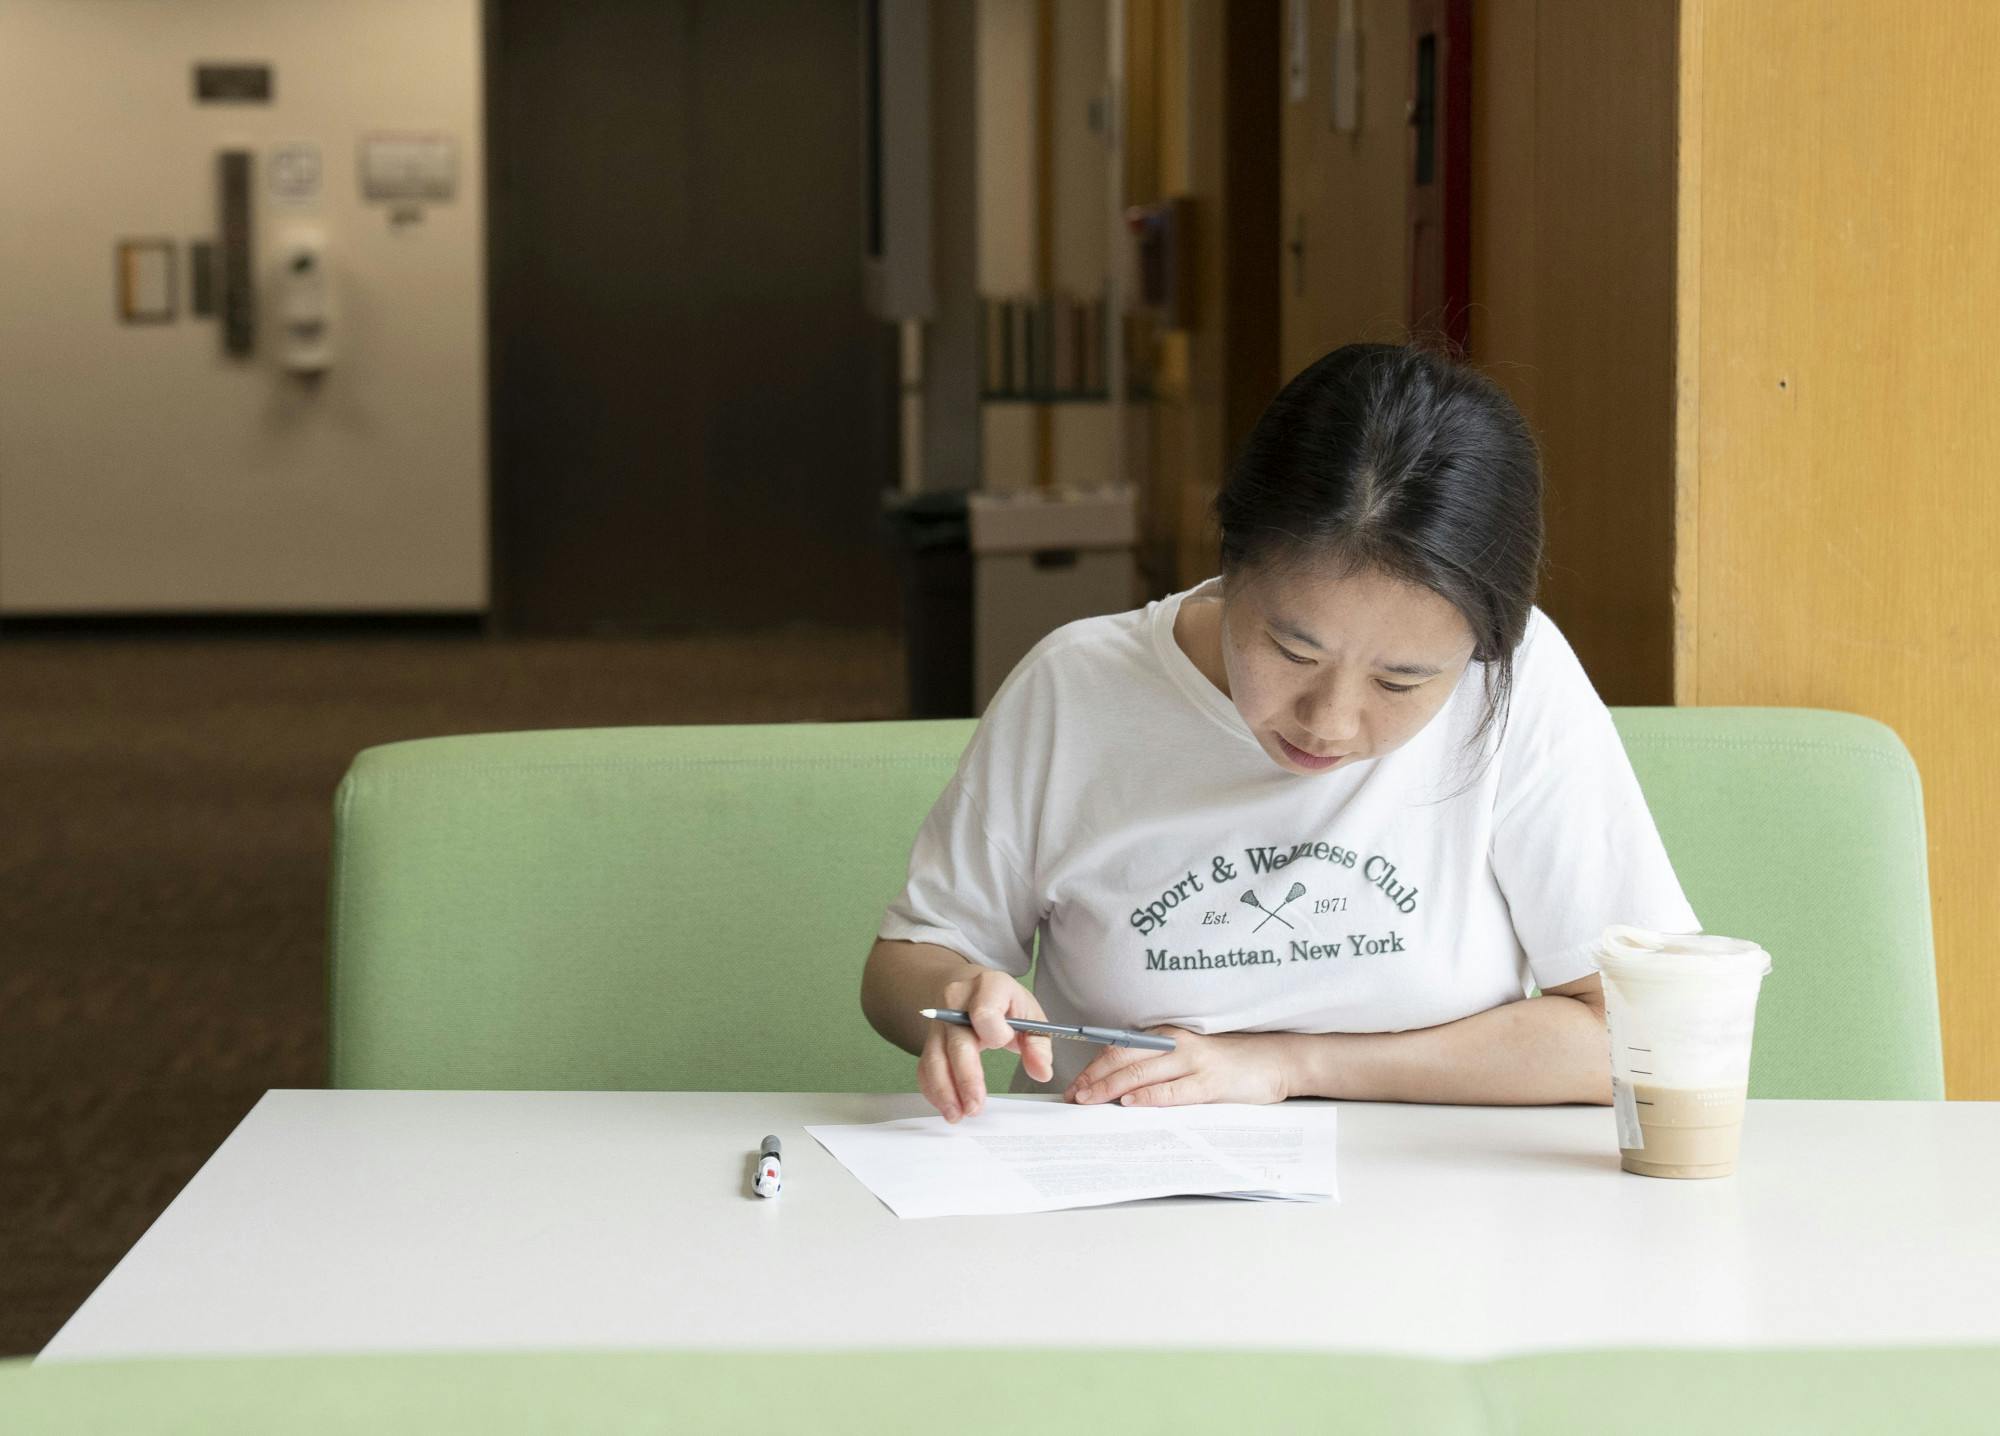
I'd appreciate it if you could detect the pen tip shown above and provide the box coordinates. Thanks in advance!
[918,1008,936,1018]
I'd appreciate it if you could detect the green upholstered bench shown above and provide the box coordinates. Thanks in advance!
[8,1345,1998,1432]
[325,707,1944,1099]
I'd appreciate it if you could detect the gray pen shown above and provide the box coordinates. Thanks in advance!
[919,1008,1177,1052]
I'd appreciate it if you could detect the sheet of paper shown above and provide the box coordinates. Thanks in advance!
[806,1098,1339,1218]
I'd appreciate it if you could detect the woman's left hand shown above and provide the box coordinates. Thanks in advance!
[1066,1027,1291,1107]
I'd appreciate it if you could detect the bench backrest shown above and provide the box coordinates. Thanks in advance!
[327,709,1943,1098]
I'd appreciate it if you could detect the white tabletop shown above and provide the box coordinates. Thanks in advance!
[39,1090,2000,1363]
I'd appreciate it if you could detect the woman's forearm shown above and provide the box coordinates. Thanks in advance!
[860,939,983,1057]
[1278,994,1614,1106]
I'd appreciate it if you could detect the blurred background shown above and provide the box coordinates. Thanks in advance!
[3,0,1995,1356]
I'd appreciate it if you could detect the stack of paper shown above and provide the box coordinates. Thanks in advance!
[805,1098,1338,1219]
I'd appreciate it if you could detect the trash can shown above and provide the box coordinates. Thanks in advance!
[882,488,975,718]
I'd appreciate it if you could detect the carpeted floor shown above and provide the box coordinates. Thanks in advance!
[0,621,907,1356]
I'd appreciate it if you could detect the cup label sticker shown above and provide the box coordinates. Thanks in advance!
[1612,1073,1644,1149]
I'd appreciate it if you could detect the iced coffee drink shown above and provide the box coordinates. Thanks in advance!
[1591,926,1773,1179]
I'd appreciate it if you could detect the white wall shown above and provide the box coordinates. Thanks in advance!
[0,0,486,612]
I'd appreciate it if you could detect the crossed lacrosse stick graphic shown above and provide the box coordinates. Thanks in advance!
[1241,881,1307,932]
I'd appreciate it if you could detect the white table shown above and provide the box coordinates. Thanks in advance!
[40,1090,2000,1363]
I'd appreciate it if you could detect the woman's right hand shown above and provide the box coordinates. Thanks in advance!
[918,967,1054,1123]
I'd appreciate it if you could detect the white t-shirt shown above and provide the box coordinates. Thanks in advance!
[876,576,1702,1095]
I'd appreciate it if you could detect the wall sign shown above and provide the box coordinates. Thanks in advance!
[359,134,457,202]
[194,63,272,103]
[270,143,322,204]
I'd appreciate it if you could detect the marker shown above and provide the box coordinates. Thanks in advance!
[919,1009,1177,1052]
[753,1135,782,1198]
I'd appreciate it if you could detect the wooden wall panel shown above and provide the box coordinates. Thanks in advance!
[1468,0,1679,707]
[1171,0,1228,588]
[1124,0,1190,595]
[1284,0,1678,706]
[1685,0,2000,1098]
[1278,0,1411,381]
[1127,0,1273,593]
[1467,0,1538,432]
[1526,0,1678,706]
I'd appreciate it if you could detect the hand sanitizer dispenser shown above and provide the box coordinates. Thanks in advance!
[276,227,333,373]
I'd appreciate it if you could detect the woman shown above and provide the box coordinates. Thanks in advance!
[859,341,1700,1123]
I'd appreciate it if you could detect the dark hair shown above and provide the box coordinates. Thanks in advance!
[1211,340,1544,781]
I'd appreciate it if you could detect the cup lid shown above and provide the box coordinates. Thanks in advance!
[1592,924,1772,978]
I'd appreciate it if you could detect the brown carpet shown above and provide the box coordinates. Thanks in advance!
[0,621,906,1356]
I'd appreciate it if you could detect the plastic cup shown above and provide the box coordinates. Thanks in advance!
[1589,925,1773,1179]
